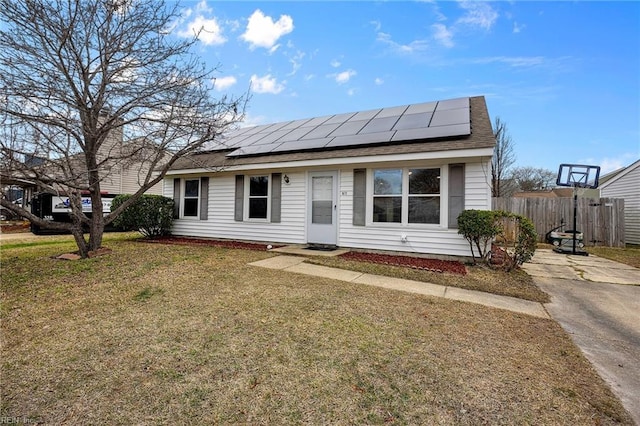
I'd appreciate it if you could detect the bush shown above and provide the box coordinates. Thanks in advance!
[492,211,537,271]
[457,210,501,264]
[111,194,174,238]
[457,209,537,270]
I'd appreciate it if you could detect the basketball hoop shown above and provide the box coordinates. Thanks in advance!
[554,164,601,256]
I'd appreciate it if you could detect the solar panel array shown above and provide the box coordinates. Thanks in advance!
[215,97,470,157]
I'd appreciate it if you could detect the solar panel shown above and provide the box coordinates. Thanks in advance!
[227,142,283,157]
[223,96,472,157]
[279,118,312,130]
[253,129,292,145]
[327,131,395,148]
[278,126,315,142]
[359,116,400,134]
[324,112,357,125]
[392,123,470,142]
[376,105,408,118]
[392,113,432,131]
[348,108,381,121]
[329,120,369,137]
[430,107,469,127]
[435,97,469,111]
[405,102,437,114]
[301,123,341,139]
[271,137,332,153]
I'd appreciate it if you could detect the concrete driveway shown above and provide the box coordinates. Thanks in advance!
[523,249,640,424]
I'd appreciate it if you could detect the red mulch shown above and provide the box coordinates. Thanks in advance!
[339,251,467,275]
[142,236,466,275]
[142,236,281,251]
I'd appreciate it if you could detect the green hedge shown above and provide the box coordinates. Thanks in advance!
[111,194,174,238]
[457,209,536,270]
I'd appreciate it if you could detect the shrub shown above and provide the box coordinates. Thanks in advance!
[458,209,537,270]
[111,194,174,238]
[457,210,501,264]
[492,211,537,271]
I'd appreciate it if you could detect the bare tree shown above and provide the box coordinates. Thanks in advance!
[491,117,516,197]
[0,0,246,257]
[509,166,557,192]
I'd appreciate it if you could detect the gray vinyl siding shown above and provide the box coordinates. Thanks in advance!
[100,165,163,195]
[168,172,306,244]
[465,160,492,210]
[164,159,492,257]
[337,166,487,257]
[600,163,640,245]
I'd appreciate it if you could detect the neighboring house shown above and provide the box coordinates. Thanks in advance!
[599,159,640,245]
[1,116,164,203]
[164,96,495,258]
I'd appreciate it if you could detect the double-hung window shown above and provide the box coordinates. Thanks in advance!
[183,179,200,217]
[408,168,440,224]
[373,169,402,223]
[371,167,441,225]
[247,175,269,220]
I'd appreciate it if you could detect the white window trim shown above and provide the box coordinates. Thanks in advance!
[244,174,271,222]
[181,178,200,219]
[366,166,447,228]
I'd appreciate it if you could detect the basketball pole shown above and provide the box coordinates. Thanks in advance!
[572,185,578,255]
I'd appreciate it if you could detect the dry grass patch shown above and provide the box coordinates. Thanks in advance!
[1,236,632,424]
[587,245,640,268]
[308,256,549,303]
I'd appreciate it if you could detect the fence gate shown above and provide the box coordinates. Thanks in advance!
[492,197,625,247]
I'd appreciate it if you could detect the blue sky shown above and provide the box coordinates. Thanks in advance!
[173,0,639,175]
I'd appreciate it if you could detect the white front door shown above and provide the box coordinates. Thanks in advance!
[307,171,338,246]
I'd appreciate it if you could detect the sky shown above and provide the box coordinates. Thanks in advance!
[173,1,639,175]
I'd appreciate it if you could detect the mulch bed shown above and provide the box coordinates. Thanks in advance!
[339,251,467,275]
[142,236,466,274]
[142,236,282,251]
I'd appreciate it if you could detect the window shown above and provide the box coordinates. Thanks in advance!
[373,169,402,223]
[247,175,269,219]
[371,167,441,225]
[183,179,200,217]
[408,168,440,224]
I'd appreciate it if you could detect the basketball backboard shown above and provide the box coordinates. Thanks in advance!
[556,164,601,189]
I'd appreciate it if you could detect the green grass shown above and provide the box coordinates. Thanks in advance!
[1,236,633,424]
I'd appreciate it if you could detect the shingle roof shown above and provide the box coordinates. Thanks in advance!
[169,95,494,171]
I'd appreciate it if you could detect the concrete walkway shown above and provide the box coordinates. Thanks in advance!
[249,255,550,319]
[522,249,640,424]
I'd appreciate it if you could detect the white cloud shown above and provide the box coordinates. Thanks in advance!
[347,88,356,96]
[287,50,305,76]
[174,1,226,47]
[331,69,357,84]
[241,9,294,50]
[469,56,545,68]
[456,1,498,30]
[432,23,454,48]
[330,59,341,68]
[250,74,285,94]
[582,154,637,175]
[374,77,384,85]
[213,76,237,91]
[513,22,525,34]
[376,32,429,55]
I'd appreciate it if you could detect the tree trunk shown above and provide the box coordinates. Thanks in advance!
[88,190,105,252]
[71,226,89,258]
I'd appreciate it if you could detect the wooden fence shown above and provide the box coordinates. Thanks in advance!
[492,197,625,247]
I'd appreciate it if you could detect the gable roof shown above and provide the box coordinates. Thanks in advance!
[169,95,495,171]
[599,159,640,189]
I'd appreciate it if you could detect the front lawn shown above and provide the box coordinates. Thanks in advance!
[0,234,633,424]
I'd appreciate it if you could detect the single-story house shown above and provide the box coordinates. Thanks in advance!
[599,159,640,245]
[164,96,496,258]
